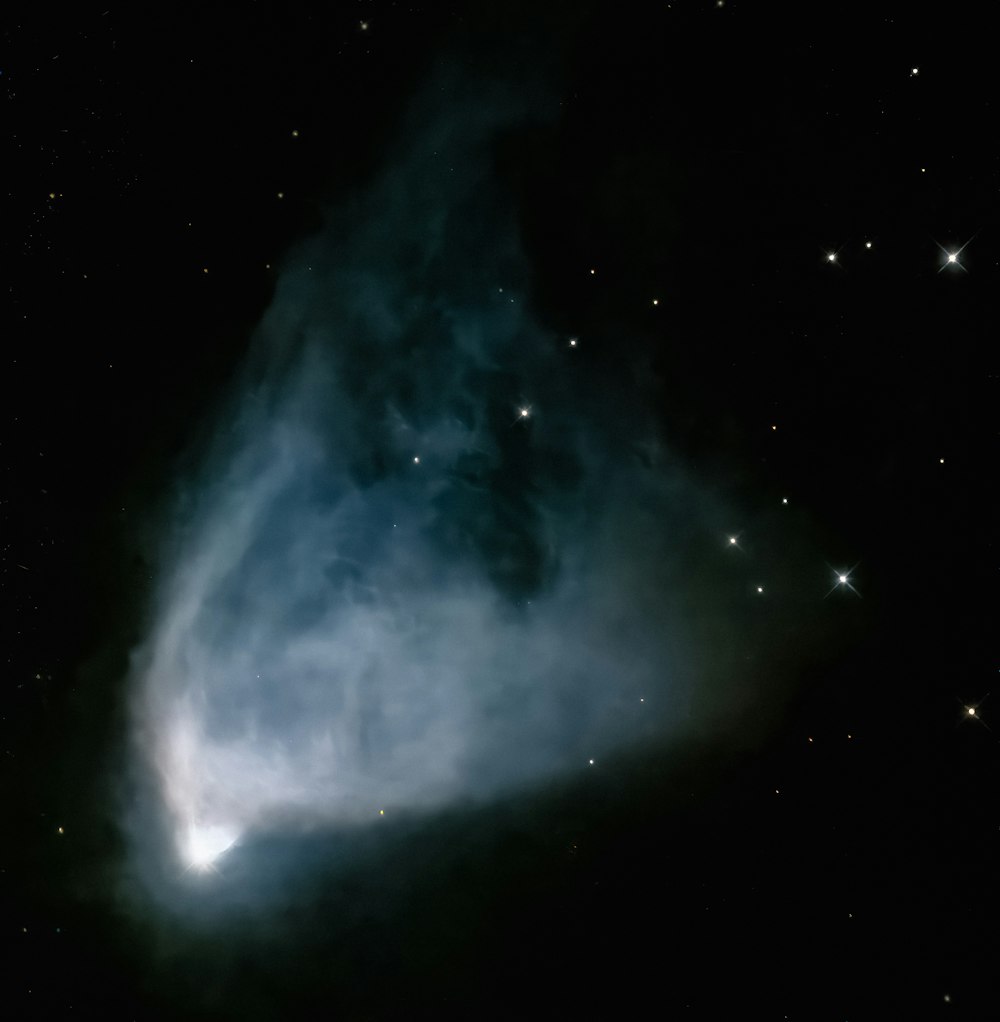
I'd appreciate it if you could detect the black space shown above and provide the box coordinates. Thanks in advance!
[2,3,997,1019]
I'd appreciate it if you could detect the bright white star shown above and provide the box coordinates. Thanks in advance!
[960,695,992,729]
[936,234,978,272]
[181,822,239,873]
[826,563,861,598]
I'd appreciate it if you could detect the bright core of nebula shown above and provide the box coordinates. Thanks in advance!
[125,72,710,885]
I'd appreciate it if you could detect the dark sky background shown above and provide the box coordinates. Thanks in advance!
[2,3,997,1019]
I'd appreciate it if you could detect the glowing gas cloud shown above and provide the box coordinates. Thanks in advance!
[127,74,716,883]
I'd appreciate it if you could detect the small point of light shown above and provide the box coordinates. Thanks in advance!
[729,536,738,545]
[947,252,958,264]
[291,129,299,138]
[757,586,764,594]
[838,574,848,585]
[413,456,420,464]
[589,268,596,275]
[865,241,872,249]
[652,298,659,306]
[569,337,578,347]
[826,252,837,262]
[640,697,645,703]
[911,67,919,76]
[968,707,977,717]
[920,167,926,173]
[588,758,595,765]
[782,497,788,504]
[520,408,529,418]
[771,425,777,431]
[57,826,64,835]
[359,20,369,30]
[807,737,813,743]
[940,458,945,464]
[379,808,385,815]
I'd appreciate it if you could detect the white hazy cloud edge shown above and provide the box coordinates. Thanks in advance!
[126,70,707,891]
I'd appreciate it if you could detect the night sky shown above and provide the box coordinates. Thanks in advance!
[2,4,997,1018]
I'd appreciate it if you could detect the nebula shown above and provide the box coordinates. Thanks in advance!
[125,71,716,893]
